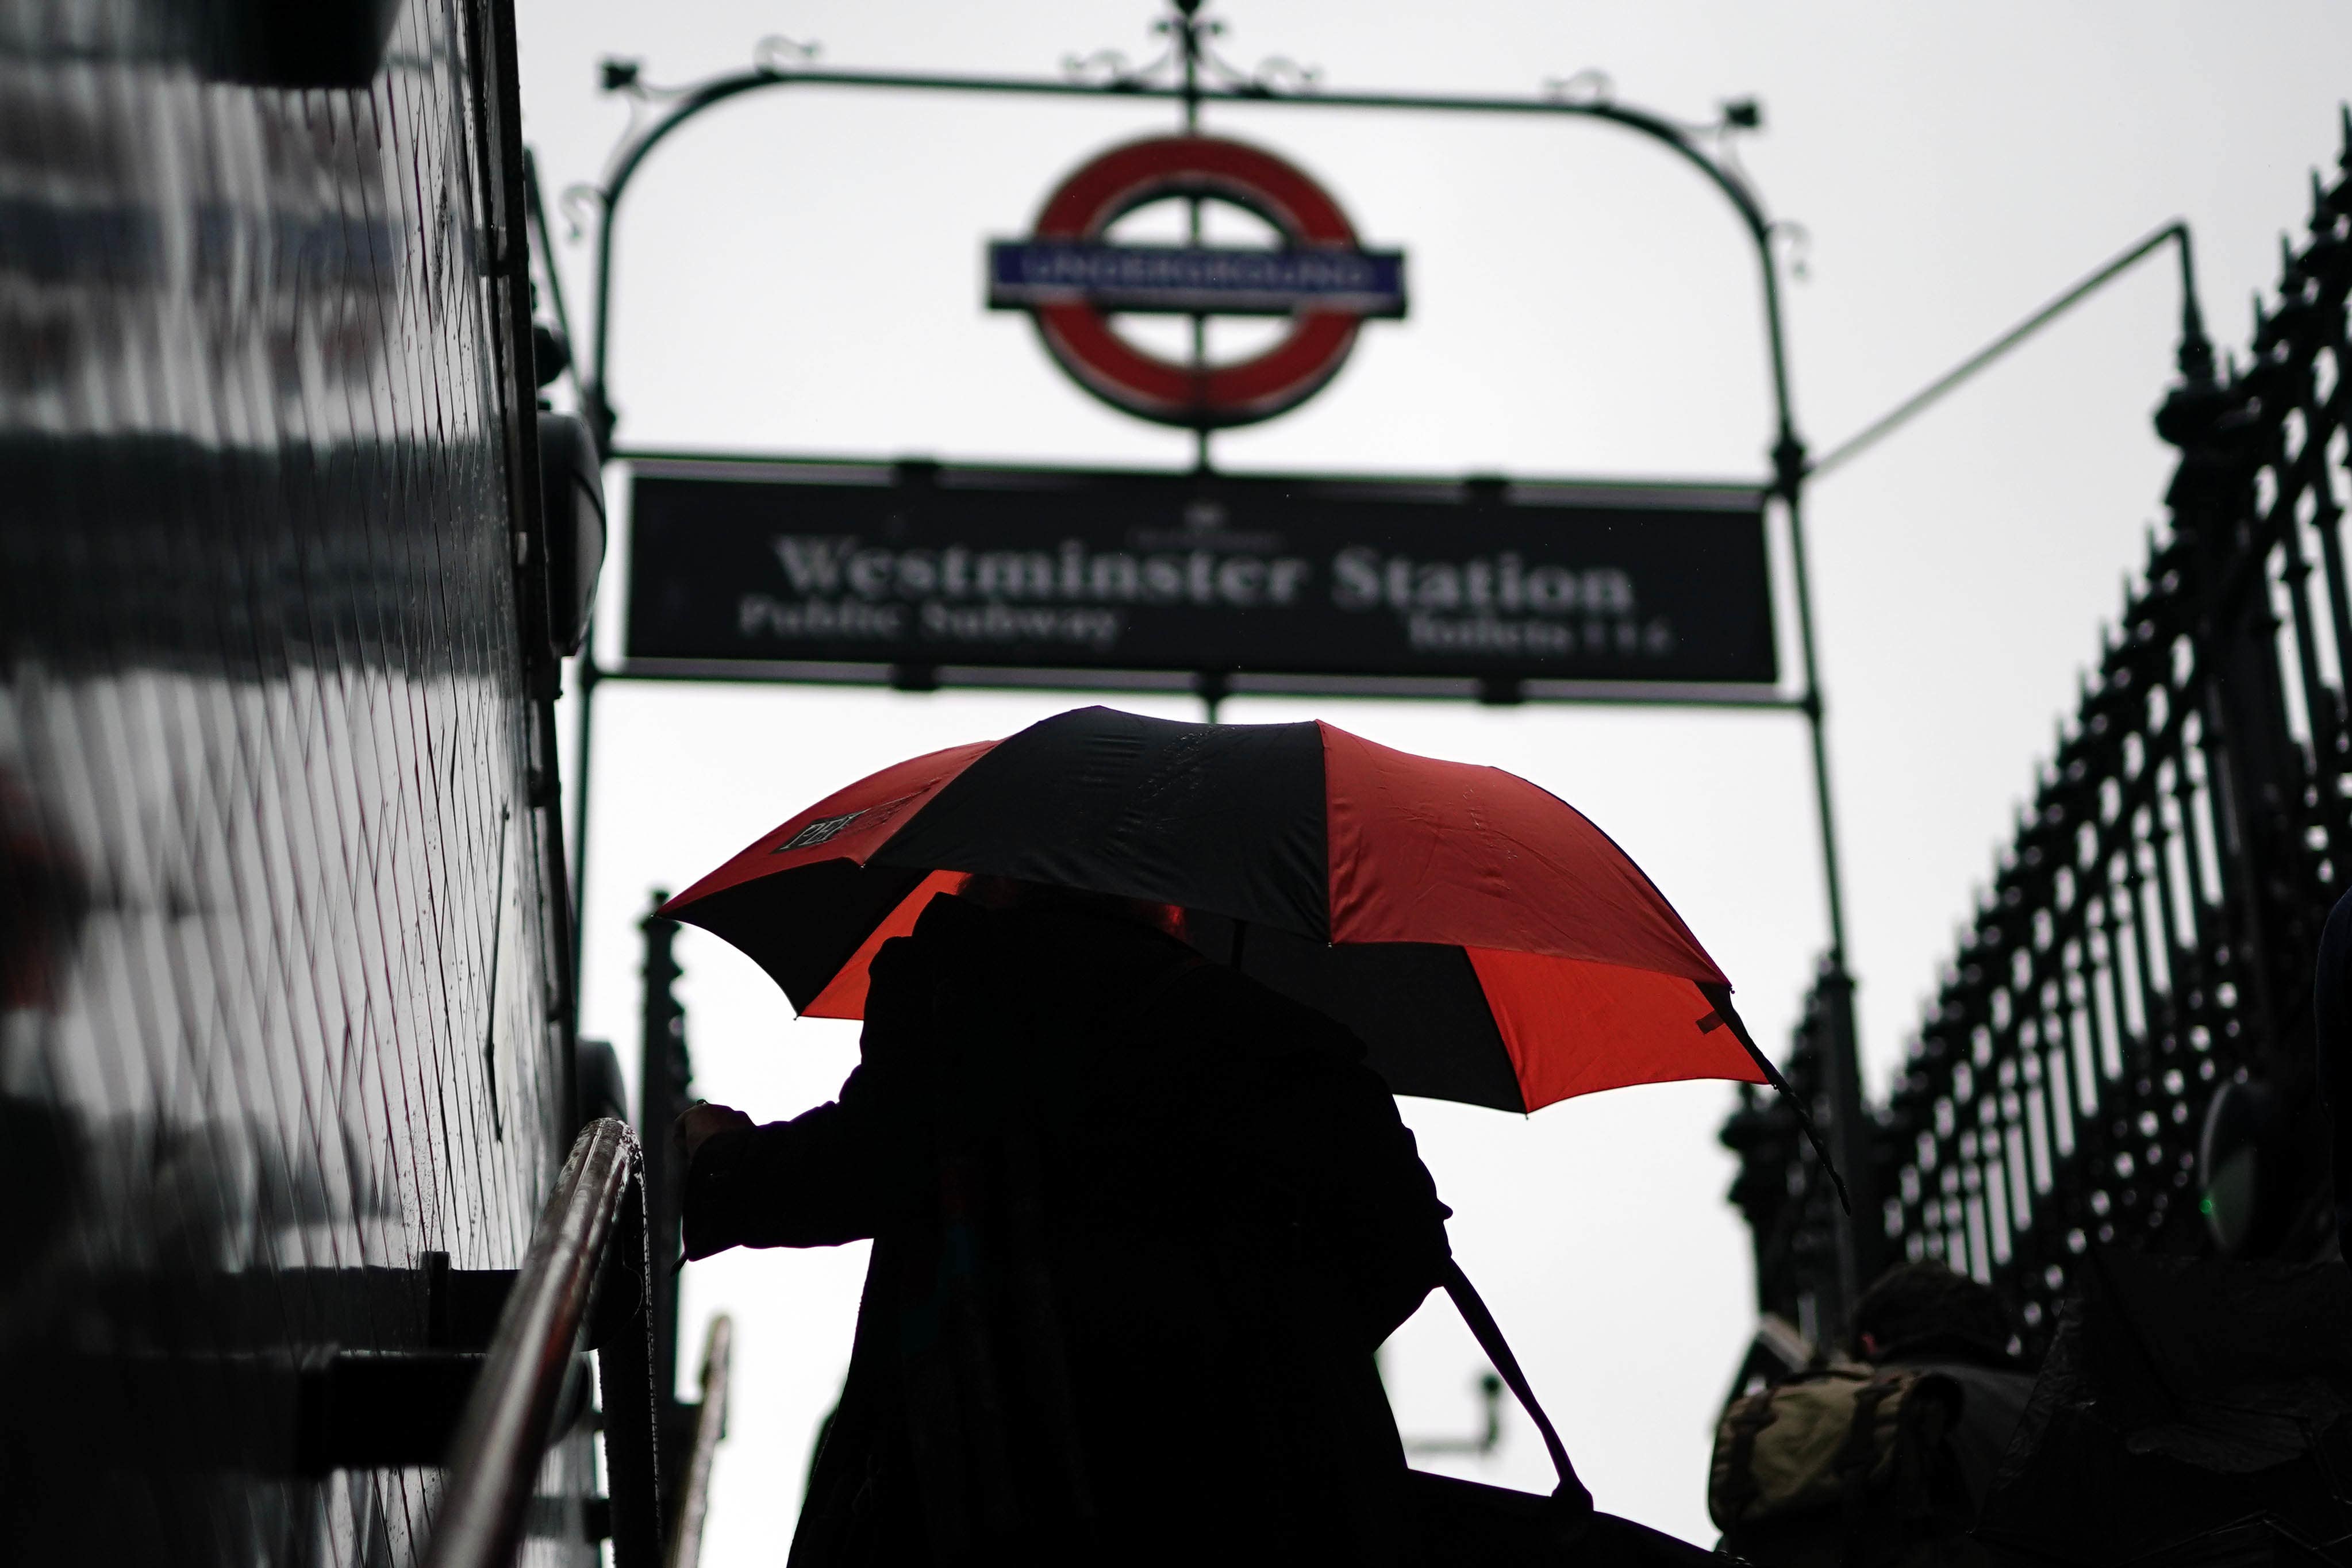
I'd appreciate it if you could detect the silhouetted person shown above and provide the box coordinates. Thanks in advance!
[1714,1262,2035,1566]
[1848,1262,2036,1519]
[678,881,1452,1567]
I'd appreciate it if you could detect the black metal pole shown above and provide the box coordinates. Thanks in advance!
[637,890,691,1435]
[581,70,1792,480]
[1177,1,1213,480]
[1762,247,1874,1328]
[594,1164,665,1568]
[522,150,580,394]
[569,635,599,989]
[1175,2,1219,719]
[1808,222,2209,482]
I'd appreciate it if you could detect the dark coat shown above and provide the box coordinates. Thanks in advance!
[1876,1354,2035,1515]
[683,893,1454,1567]
[2315,886,2352,1255]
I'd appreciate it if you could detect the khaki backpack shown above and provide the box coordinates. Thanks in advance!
[1709,1362,1978,1568]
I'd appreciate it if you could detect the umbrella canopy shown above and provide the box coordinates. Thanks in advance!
[662,706,1777,1113]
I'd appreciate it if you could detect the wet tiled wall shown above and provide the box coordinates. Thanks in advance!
[0,2,591,1561]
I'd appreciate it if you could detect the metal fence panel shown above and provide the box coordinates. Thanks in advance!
[1729,129,2352,1357]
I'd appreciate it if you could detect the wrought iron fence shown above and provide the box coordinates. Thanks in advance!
[1728,116,2352,1358]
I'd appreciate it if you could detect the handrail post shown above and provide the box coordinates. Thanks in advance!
[596,1166,666,1568]
[637,891,694,1452]
[662,1316,735,1568]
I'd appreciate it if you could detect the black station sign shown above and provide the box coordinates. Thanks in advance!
[623,457,1777,690]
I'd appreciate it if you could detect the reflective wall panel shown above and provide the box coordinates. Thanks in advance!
[0,0,591,1560]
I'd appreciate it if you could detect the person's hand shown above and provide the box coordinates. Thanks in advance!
[677,1101,754,1164]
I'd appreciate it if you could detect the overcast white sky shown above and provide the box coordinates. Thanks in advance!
[516,1,2352,1550]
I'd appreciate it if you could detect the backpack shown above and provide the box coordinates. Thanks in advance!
[1708,1362,1980,1568]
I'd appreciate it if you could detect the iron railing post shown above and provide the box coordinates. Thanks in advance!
[637,891,694,1448]
[662,1316,736,1568]
[1811,964,1874,1332]
[595,1164,666,1568]
[2158,341,2288,1051]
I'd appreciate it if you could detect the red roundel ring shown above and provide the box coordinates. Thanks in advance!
[1028,136,1367,429]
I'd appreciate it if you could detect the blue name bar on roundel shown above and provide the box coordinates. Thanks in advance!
[986,240,1408,319]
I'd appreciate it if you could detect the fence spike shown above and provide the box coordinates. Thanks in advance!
[2340,102,2350,166]
[2315,168,2331,228]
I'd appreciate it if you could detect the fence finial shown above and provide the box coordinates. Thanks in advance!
[2339,102,2350,166]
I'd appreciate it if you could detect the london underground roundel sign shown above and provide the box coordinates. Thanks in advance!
[987,136,1408,429]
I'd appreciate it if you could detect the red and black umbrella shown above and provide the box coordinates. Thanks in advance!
[662,706,1802,1118]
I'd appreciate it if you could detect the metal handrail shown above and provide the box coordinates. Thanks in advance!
[422,1117,664,1568]
[662,1315,735,1568]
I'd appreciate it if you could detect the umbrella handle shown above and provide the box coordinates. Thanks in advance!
[1439,1258,1592,1517]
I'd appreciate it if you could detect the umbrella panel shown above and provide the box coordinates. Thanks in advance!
[1465,947,1762,1108]
[664,739,997,912]
[674,859,934,1014]
[1320,722,1725,983]
[1187,911,1525,1112]
[870,708,1332,939]
[802,868,971,1019]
